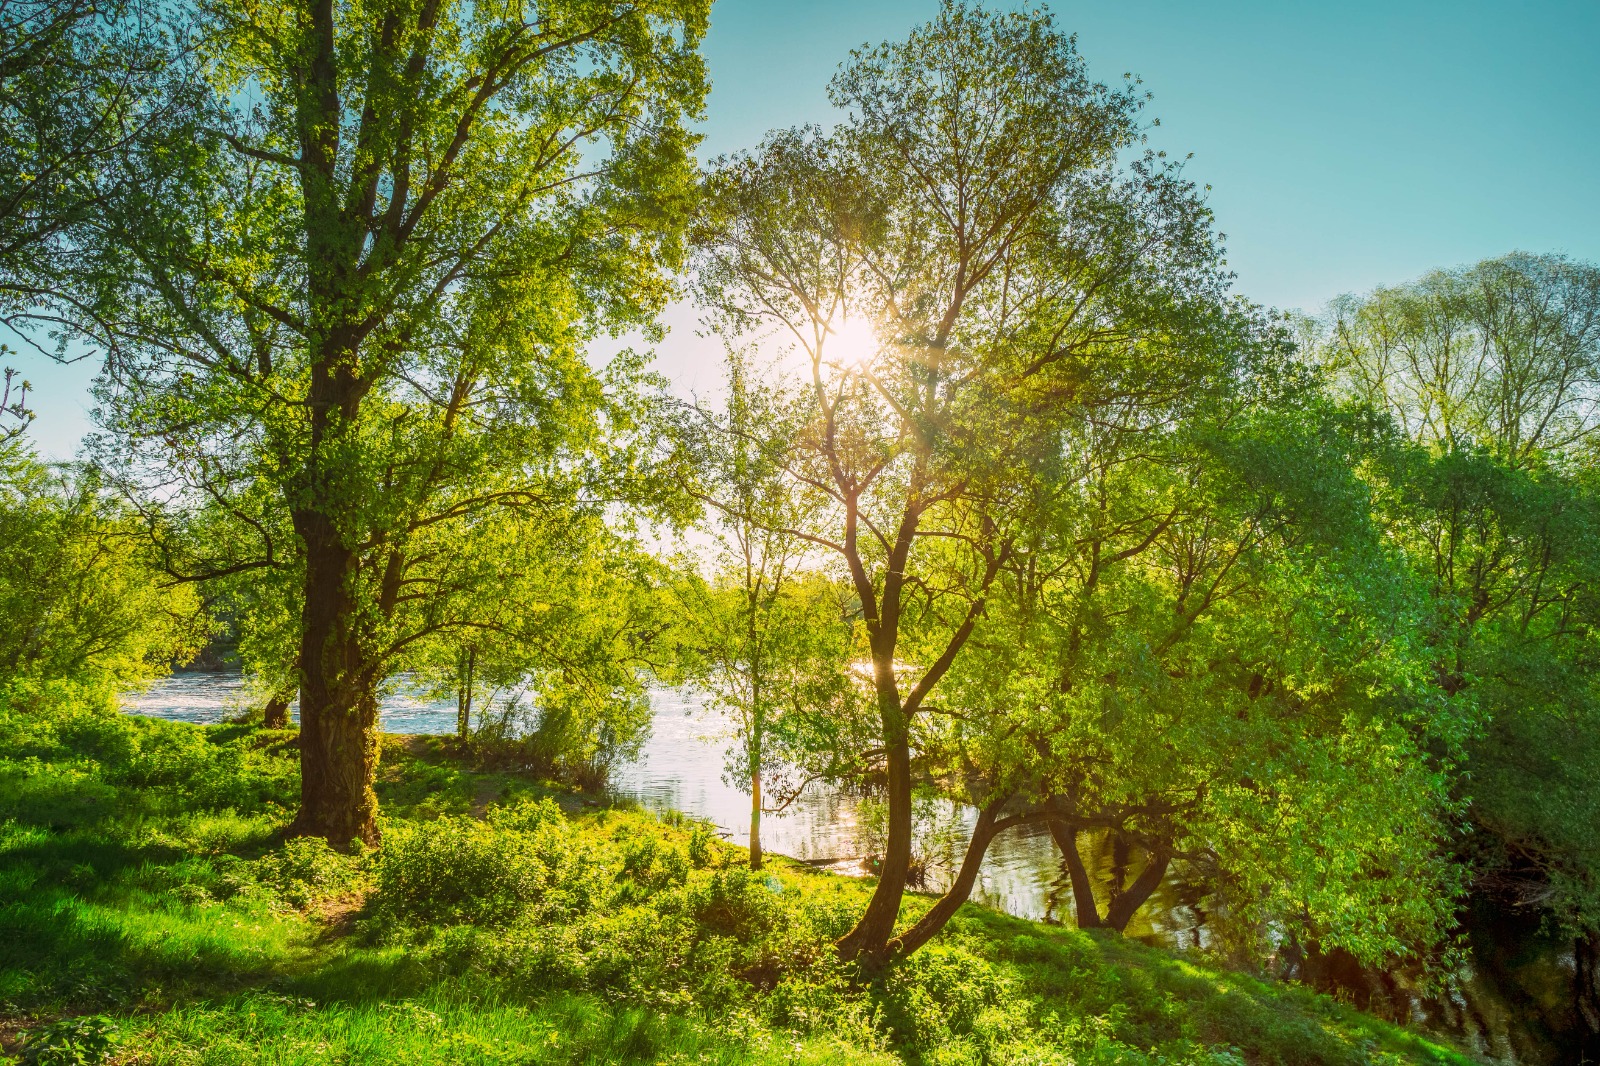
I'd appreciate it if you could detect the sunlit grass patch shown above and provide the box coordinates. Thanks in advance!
[131,988,900,1066]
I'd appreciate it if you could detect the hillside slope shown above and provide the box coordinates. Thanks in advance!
[0,690,1471,1065]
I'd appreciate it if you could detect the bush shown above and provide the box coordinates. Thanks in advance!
[617,833,690,901]
[256,837,361,909]
[0,691,297,816]
[879,944,1020,1057]
[18,1014,120,1066]
[370,809,603,928]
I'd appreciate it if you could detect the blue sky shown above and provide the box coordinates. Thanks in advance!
[18,0,1600,458]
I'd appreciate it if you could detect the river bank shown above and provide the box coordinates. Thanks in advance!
[2,690,1471,1065]
[120,673,1204,938]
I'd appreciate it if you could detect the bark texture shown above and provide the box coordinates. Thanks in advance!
[835,689,914,967]
[263,689,292,730]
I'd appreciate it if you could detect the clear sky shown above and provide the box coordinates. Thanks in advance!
[17,0,1600,458]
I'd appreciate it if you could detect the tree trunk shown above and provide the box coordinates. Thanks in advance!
[263,686,293,730]
[456,647,475,741]
[837,692,913,967]
[750,764,763,871]
[288,523,380,849]
[1105,845,1171,932]
[891,803,1002,956]
[1050,820,1104,929]
[1577,931,1600,1051]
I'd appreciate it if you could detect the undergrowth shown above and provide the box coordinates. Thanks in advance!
[0,682,1471,1065]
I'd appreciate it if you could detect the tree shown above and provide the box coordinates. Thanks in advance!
[1323,253,1600,468]
[878,374,1468,970]
[407,512,681,789]
[55,0,709,845]
[675,352,853,869]
[1313,252,1600,1036]
[695,1,1242,966]
[0,440,207,690]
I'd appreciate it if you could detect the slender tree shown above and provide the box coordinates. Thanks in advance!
[675,352,853,869]
[696,1,1238,965]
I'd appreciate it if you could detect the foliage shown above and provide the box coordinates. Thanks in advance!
[0,0,188,318]
[408,525,680,790]
[0,444,207,688]
[16,1014,119,1066]
[370,800,605,928]
[1311,252,1600,1026]
[696,0,1246,964]
[1319,253,1600,463]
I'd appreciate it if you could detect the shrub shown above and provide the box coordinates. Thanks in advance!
[880,945,1017,1053]
[617,833,690,901]
[485,796,565,835]
[370,811,603,928]
[18,1014,120,1066]
[677,866,783,942]
[256,837,361,909]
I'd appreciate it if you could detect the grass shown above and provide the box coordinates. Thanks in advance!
[0,689,1475,1065]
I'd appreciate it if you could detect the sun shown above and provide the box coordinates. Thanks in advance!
[824,311,880,371]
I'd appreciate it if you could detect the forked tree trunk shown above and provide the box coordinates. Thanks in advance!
[1050,821,1170,933]
[891,803,1003,956]
[875,800,1054,959]
[1106,844,1170,931]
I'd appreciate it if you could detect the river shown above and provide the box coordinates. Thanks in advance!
[120,672,1201,940]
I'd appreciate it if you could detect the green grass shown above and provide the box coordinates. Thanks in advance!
[0,692,1474,1065]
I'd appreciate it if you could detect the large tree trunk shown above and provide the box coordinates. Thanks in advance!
[288,521,380,849]
[1050,820,1104,929]
[837,691,913,967]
